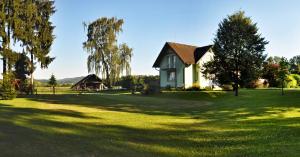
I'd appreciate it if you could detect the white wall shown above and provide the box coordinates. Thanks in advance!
[198,50,214,88]
[184,65,193,88]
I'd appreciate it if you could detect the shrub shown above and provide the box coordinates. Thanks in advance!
[164,85,172,91]
[186,83,200,91]
[19,79,31,95]
[291,74,300,86]
[221,84,233,91]
[284,75,298,88]
[141,84,159,95]
[0,74,17,100]
[116,75,159,90]
[141,79,160,95]
[205,86,213,91]
[116,75,135,89]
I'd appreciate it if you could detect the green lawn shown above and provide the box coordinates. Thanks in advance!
[0,89,299,157]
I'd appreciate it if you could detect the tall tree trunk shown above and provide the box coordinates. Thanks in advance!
[105,67,110,88]
[281,80,284,96]
[102,54,111,88]
[30,52,34,94]
[7,21,11,73]
[235,83,238,96]
[3,54,7,76]
[234,59,239,96]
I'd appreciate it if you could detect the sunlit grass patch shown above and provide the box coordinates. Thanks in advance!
[0,89,299,156]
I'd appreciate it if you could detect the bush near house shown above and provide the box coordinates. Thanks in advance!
[116,75,160,94]
[185,83,201,91]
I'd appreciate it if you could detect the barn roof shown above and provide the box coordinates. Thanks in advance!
[153,42,213,67]
[71,74,102,89]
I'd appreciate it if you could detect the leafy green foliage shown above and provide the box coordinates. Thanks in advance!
[116,75,160,94]
[291,74,300,85]
[284,74,300,88]
[83,17,133,87]
[278,57,289,95]
[289,55,300,74]
[202,11,268,96]
[262,57,281,87]
[0,73,17,100]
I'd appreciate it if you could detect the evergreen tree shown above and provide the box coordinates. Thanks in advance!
[18,0,55,94]
[0,0,55,97]
[0,0,23,75]
[48,74,57,95]
[14,51,31,93]
[202,11,268,96]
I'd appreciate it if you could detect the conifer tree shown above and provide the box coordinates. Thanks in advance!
[18,0,55,93]
[48,74,57,95]
[203,11,268,96]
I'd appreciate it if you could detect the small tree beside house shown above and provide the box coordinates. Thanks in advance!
[48,74,57,95]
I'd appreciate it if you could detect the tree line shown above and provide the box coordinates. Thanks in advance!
[0,0,55,99]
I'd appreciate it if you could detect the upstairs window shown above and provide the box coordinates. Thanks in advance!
[173,55,176,68]
[168,55,176,68]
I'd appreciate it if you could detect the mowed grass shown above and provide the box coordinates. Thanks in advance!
[0,89,299,157]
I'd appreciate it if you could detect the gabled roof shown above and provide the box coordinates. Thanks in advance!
[153,42,213,67]
[71,74,102,89]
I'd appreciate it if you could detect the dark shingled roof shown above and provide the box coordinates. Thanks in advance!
[153,42,213,67]
[71,74,102,89]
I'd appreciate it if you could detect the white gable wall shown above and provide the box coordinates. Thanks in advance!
[197,50,214,88]
[184,65,193,88]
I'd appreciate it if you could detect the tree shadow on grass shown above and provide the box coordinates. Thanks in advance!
[0,102,299,156]
[1,90,299,156]
[0,103,275,157]
[24,89,300,119]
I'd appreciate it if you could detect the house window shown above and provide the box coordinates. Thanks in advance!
[168,55,171,68]
[168,55,176,68]
[167,71,175,81]
[173,55,176,68]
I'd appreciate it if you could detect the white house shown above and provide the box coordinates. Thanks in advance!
[153,42,217,89]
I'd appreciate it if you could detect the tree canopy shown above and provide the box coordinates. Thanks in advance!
[0,0,55,96]
[203,11,268,96]
[83,17,133,87]
[289,55,300,74]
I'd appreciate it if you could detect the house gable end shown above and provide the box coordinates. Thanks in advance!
[153,43,186,68]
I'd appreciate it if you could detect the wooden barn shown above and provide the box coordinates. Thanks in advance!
[71,74,106,91]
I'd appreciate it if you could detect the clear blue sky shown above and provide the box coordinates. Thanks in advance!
[33,0,300,79]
